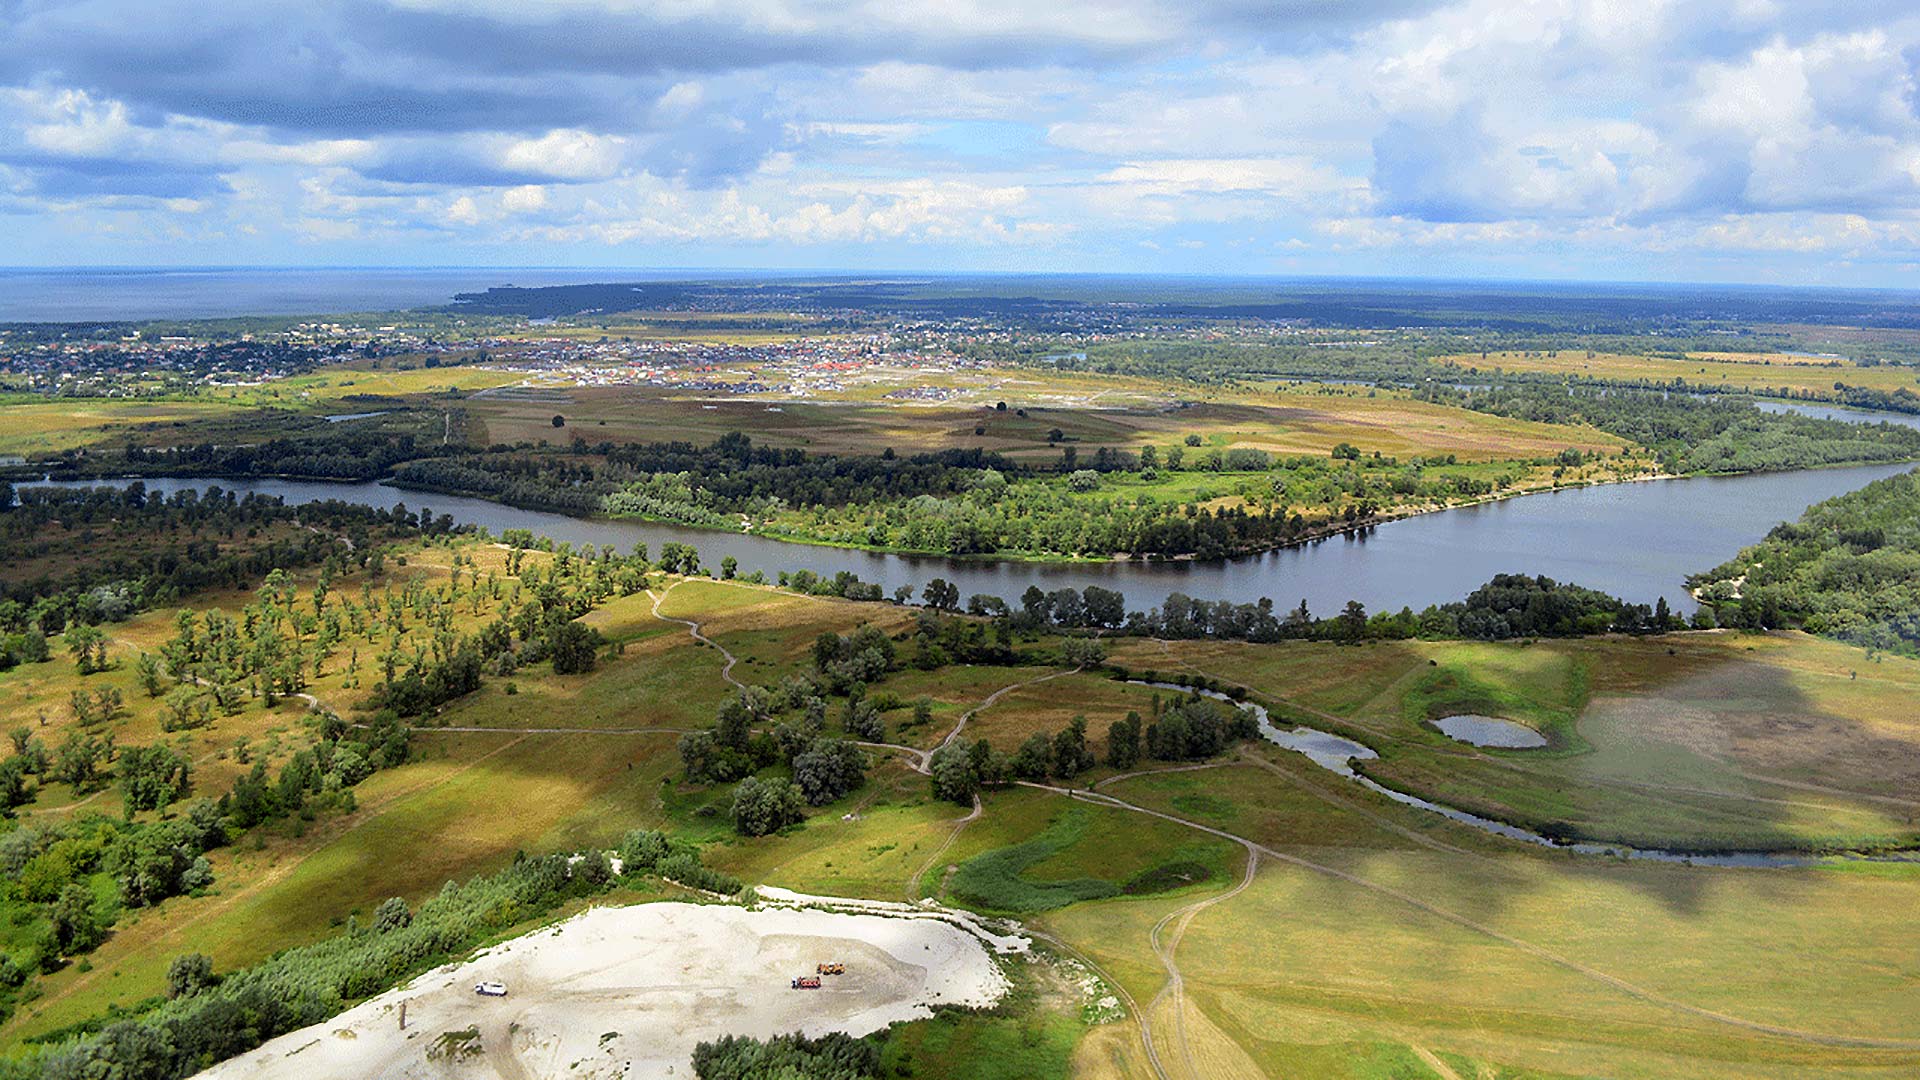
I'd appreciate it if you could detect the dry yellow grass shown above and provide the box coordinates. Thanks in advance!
[1440,349,1920,396]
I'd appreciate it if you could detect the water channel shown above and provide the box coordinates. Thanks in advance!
[1127,682,1862,867]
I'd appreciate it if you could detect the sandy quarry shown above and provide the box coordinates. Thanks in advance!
[196,900,1018,1080]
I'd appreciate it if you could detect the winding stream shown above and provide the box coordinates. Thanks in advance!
[1127,681,1862,867]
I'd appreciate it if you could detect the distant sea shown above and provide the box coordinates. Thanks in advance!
[0,267,649,323]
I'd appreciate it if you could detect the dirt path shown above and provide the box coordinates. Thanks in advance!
[649,582,745,690]
[905,794,982,903]
[1095,761,1234,790]
[1147,839,1260,1079]
[1029,925,1171,1080]
[1024,780,1920,1052]
[1232,750,1490,863]
[936,667,1078,755]
[1413,1044,1467,1080]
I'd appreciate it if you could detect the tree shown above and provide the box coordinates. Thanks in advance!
[720,556,738,580]
[791,739,867,806]
[921,578,959,611]
[546,619,602,674]
[50,732,104,792]
[1061,637,1106,668]
[1052,716,1095,778]
[120,744,192,818]
[1107,712,1141,769]
[1339,600,1368,642]
[166,953,215,998]
[64,624,108,675]
[161,686,211,731]
[715,691,758,749]
[51,883,105,956]
[136,653,165,697]
[0,758,29,811]
[1082,586,1126,629]
[1011,732,1053,780]
[929,741,978,805]
[842,698,884,741]
[731,776,804,837]
[16,628,48,664]
[551,414,566,428]
[618,828,671,873]
[372,896,412,933]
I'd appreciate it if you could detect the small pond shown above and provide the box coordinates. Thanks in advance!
[1433,714,1548,749]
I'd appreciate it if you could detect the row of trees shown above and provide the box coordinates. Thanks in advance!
[928,695,1261,805]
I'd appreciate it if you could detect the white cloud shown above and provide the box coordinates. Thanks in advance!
[4,0,1920,277]
[499,129,629,181]
[501,184,549,213]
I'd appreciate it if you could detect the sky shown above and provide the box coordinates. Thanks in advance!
[3,1,1920,286]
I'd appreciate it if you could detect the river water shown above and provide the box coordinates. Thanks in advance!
[1753,399,1920,430]
[29,460,1914,616]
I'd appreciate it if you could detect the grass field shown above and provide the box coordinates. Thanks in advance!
[0,399,248,456]
[1109,632,1920,853]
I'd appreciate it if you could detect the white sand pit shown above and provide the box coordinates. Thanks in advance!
[196,901,1015,1080]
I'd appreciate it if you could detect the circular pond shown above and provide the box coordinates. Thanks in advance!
[1433,714,1548,748]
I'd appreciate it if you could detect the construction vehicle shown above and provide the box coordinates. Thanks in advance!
[816,962,845,976]
[790,976,822,990]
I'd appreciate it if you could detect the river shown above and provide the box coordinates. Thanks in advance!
[1752,399,1920,430]
[27,459,1915,616]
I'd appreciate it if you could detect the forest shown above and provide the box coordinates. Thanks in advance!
[1690,468,1920,655]
[0,484,456,639]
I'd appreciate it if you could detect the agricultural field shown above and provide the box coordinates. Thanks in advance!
[460,372,1623,463]
[1439,349,1920,398]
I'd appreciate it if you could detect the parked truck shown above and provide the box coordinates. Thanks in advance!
[791,976,822,990]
